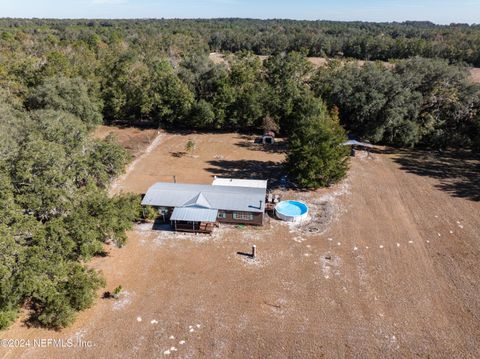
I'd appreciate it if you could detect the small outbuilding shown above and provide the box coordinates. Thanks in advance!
[342,140,374,157]
[262,131,275,145]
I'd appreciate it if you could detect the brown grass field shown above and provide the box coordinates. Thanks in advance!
[470,68,480,83]
[209,52,480,84]
[1,130,479,358]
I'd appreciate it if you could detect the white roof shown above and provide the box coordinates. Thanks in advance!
[170,207,218,222]
[212,177,268,189]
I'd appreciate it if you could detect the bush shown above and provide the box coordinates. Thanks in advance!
[142,206,158,221]
[35,295,77,329]
[112,285,123,299]
[0,308,18,330]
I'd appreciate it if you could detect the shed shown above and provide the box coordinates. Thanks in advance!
[262,131,275,144]
[342,140,374,157]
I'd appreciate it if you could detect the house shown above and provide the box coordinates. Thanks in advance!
[141,179,267,233]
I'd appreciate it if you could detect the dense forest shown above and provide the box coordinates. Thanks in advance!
[1,18,479,330]
[0,18,479,148]
[1,19,480,65]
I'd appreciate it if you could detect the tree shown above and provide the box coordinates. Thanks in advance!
[226,53,267,128]
[149,60,195,127]
[185,139,196,155]
[0,225,23,329]
[394,58,480,148]
[286,97,349,189]
[190,100,216,128]
[100,52,152,124]
[12,134,70,221]
[28,77,103,128]
[262,115,279,133]
[264,52,314,133]
[313,61,422,147]
[86,134,131,188]
[40,51,72,79]
[0,98,28,161]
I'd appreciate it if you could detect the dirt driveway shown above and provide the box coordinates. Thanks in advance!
[1,133,479,358]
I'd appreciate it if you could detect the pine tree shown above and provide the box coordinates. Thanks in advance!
[286,101,349,189]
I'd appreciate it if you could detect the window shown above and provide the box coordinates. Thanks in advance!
[157,207,169,214]
[217,211,227,219]
[233,212,253,221]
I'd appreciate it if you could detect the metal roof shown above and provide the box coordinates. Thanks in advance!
[342,140,374,148]
[212,177,268,189]
[170,207,218,222]
[183,192,211,208]
[141,182,266,213]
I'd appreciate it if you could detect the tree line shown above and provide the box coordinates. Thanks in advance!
[0,89,140,329]
[2,19,480,65]
[103,52,480,149]
[1,19,479,177]
[0,19,478,148]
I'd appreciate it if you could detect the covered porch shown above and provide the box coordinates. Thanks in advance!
[170,207,218,234]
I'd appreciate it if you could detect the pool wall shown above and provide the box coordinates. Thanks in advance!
[275,200,309,223]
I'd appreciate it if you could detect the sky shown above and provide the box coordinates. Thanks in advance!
[0,0,479,24]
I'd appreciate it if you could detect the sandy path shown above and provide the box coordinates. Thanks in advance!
[109,132,167,196]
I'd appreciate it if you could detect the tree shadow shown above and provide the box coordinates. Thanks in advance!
[170,151,187,158]
[20,306,62,331]
[205,159,285,189]
[234,138,288,154]
[393,149,480,202]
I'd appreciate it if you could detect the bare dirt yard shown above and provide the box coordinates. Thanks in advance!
[1,131,480,358]
[94,125,160,159]
[470,68,480,83]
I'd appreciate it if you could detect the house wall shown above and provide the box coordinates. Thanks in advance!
[150,207,264,226]
[217,210,264,226]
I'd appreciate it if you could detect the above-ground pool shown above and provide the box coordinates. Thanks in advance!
[275,200,309,223]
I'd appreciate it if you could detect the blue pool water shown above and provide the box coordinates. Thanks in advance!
[276,200,308,216]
